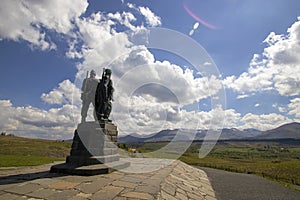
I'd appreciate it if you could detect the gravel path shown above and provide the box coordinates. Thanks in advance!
[201,167,300,200]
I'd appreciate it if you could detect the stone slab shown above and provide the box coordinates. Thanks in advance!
[48,181,80,189]
[91,185,123,200]
[27,188,57,199]
[4,183,43,195]
[121,191,154,200]
[75,178,112,193]
[0,192,21,200]
[47,189,79,200]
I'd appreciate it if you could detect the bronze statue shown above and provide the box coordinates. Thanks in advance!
[95,68,114,121]
[81,70,99,123]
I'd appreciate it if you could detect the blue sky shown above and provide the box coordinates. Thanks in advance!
[0,0,299,139]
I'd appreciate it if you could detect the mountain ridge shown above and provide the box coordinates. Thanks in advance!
[118,122,300,143]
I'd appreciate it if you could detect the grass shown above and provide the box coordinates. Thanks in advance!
[0,155,64,167]
[132,140,300,188]
[179,153,300,186]
[0,135,71,167]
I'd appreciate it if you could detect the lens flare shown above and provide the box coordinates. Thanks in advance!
[183,1,218,30]
[193,22,200,29]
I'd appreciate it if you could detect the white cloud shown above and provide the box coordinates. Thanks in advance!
[74,12,118,49]
[223,109,241,128]
[278,106,287,113]
[0,0,88,50]
[272,103,287,113]
[224,17,300,97]
[107,47,224,135]
[41,80,81,106]
[110,50,223,103]
[203,62,212,66]
[239,113,293,131]
[236,94,250,99]
[180,106,240,131]
[0,100,77,139]
[114,102,236,136]
[107,11,138,31]
[127,3,135,9]
[288,98,300,118]
[138,6,161,27]
[66,10,146,69]
[126,3,161,27]
[254,103,260,107]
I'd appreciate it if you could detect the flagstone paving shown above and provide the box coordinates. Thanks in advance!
[0,159,216,200]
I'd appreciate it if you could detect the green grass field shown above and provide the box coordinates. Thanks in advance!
[133,140,300,188]
[0,135,71,167]
[2,135,300,190]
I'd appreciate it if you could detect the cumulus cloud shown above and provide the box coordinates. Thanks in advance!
[224,17,300,97]
[138,6,161,27]
[41,80,81,106]
[239,113,293,131]
[105,46,224,135]
[113,102,234,136]
[288,98,300,118]
[0,100,77,139]
[112,56,223,103]
[0,0,88,50]
[126,3,162,27]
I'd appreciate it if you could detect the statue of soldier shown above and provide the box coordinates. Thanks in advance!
[81,70,99,123]
[95,68,114,121]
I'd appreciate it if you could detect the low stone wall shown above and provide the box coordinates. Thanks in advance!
[157,161,216,200]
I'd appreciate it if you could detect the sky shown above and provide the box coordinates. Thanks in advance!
[0,0,300,140]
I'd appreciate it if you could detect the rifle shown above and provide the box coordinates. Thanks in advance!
[102,68,105,80]
[81,71,89,100]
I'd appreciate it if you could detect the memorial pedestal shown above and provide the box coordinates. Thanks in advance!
[50,122,129,175]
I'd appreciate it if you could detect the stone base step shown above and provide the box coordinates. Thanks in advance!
[50,160,130,176]
[66,154,120,165]
[70,147,118,157]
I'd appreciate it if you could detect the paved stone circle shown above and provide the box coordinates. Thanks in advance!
[0,159,216,200]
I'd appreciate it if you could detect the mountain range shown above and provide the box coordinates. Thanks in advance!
[118,122,300,143]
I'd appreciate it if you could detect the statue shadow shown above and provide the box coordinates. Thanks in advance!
[0,170,66,186]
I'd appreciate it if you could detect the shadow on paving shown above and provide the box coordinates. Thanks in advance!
[0,171,65,185]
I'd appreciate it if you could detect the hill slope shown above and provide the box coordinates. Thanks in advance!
[0,135,71,157]
[258,122,300,139]
[0,135,71,167]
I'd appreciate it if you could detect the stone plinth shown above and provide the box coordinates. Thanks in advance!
[50,122,129,175]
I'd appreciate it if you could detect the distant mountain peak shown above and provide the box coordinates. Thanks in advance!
[118,122,300,143]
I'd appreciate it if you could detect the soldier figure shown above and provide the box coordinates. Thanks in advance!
[95,68,114,121]
[81,70,99,123]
